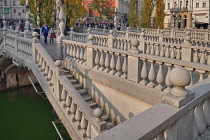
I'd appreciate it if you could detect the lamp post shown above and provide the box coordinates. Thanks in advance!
[24,0,31,38]
[2,5,7,32]
[173,12,177,28]
[18,10,21,24]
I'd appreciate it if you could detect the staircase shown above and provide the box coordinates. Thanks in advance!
[63,69,115,130]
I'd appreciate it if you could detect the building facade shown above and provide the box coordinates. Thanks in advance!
[164,0,210,29]
[0,0,25,21]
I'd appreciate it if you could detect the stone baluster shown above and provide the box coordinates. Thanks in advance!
[185,67,194,87]
[170,46,175,59]
[66,95,72,114]
[164,63,172,93]
[41,61,46,72]
[80,113,87,137]
[86,122,91,138]
[44,65,49,76]
[104,51,110,73]
[76,46,80,62]
[207,50,210,66]
[99,50,105,71]
[38,57,43,68]
[176,47,181,60]
[73,45,76,60]
[36,53,40,64]
[140,58,148,85]
[155,44,159,56]
[69,44,73,58]
[117,39,120,49]
[194,102,207,139]
[109,52,116,75]
[61,88,67,107]
[193,49,199,63]
[121,54,127,79]
[197,70,205,82]
[146,43,150,54]
[155,61,164,91]
[94,49,100,69]
[199,50,206,64]
[70,101,76,121]
[84,47,87,65]
[75,106,82,128]
[147,60,156,88]
[159,45,165,57]
[165,45,170,58]
[79,47,84,64]
[203,98,210,129]
[115,53,122,77]
[150,43,155,55]
[47,69,52,81]
[66,44,70,56]
[55,60,64,100]
[125,27,129,38]
[162,66,195,108]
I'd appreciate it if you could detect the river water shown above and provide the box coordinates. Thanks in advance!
[0,86,71,140]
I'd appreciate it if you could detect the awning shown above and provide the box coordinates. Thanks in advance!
[194,22,209,25]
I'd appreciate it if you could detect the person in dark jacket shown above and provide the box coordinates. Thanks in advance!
[34,25,41,40]
[42,23,50,44]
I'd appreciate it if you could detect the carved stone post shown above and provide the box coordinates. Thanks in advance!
[139,29,145,52]
[70,27,73,40]
[162,67,195,108]
[93,108,106,131]
[56,0,65,60]
[127,40,142,82]
[181,31,193,62]
[54,60,64,100]
[125,27,129,38]
[86,35,95,68]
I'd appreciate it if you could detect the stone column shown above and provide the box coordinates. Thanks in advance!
[56,0,65,60]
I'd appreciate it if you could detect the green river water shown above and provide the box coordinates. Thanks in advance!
[0,86,71,140]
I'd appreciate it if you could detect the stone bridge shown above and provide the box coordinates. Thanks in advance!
[1,24,210,140]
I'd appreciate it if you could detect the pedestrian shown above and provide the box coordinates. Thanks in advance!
[49,28,56,44]
[34,25,41,40]
[42,23,50,45]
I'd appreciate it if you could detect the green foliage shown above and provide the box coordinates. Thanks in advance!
[90,0,115,21]
[155,0,165,29]
[64,0,85,27]
[141,0,153,28]
[128,0,137,27]
[20,0,85,27]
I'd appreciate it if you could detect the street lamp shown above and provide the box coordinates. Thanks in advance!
[173,12,177,28]
[18,10,21,24]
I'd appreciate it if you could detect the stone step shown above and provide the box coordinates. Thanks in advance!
[101,115,109,122]
[63,69,69,74]
[78,89,88,96]
[66,74,74,80]
[69,79,78,84]
[106,121,115,130]
[73,84,83,90]
[82,94,92,102]
[87,101,97,109]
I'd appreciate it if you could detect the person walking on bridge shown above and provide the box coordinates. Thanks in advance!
[42,23,50,45]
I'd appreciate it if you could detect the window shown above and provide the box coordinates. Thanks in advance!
[22,9,24,13]
[14,9,16,13]
[168,3,170,9]
[203,2,206,7]
[174,2,177,8]
[4,0,7,6]
[196,3,199,8]
[180,1,182,8]
[13,1,16,6]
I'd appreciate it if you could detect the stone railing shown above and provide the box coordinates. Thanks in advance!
[93,74,210,140]
[61,35,210,96]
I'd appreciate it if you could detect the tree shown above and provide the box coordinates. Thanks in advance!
[141,0,153,28]
[64,0,85,27]
[128,0,137,27]
[90,0,115,22]
[155,0,165,29]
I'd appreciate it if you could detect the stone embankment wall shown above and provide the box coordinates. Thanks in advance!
[0,57,37,90]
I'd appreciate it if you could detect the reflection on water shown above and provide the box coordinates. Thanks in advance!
[0,86,71,140]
